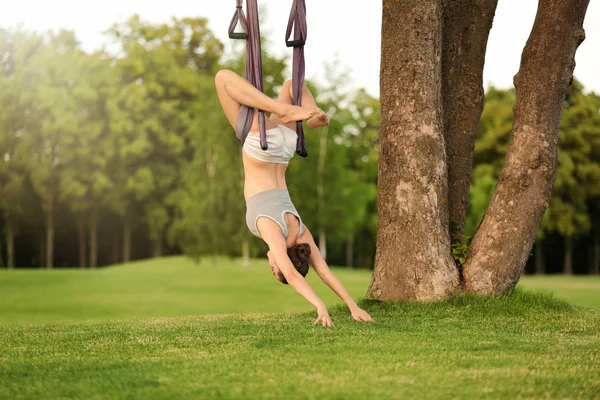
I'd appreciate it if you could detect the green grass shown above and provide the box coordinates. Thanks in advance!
[0,257,371,324]
[1,256,598,325]
[0,258,599,399]
[520,275,600,309]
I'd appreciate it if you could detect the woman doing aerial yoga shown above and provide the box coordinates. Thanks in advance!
[214,0,373,326]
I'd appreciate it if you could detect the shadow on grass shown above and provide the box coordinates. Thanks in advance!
[320,288,581,320]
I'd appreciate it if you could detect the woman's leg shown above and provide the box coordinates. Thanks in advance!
[214,70,315,130]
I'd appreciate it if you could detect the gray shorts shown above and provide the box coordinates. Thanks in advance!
[245,189,305,239]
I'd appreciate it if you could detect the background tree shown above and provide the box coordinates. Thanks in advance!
[289,62,375,262]
[543,82,600,274]
[106,16,223,261]
[26,30,88,268]
[58,51,115,268]
[0,29,43,269]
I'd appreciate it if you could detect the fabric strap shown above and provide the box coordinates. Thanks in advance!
[229,0,308,156]
[230,0,268,150]
[286,0,308,157]
[228,0,248,40]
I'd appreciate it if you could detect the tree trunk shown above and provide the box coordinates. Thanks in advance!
[587,244,593,275]
[563,236,573,275]
[317,127,328,261]
[151,238,162,258]
[6,219,14,270]
[39,235,45,268]
[441,0,498,239]
[535,241,545,275]
[0,230,4,268]
[368,0,459,301]
[46,197,54,269]
[346,233,354,268]
[593,231,600,275]
[123,217,131,263]
[319,230,327,262]
[77,215,87,269]
[89,210,98,269]
[242,239,250,267]
[112,229,119,265]
[463,0,589,294]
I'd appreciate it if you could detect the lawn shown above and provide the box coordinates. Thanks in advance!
[0,257,372,324]
[1,256,598,324]
[0,257,599,399]
[519,275,600,309]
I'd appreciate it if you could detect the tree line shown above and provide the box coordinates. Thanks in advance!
[0,14,598,274]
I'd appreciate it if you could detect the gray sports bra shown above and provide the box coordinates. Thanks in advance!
[243,125,297,164]
[245,189,305,239]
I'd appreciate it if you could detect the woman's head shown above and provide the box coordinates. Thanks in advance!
[268,243,311,284]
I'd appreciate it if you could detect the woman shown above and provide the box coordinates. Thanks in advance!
[214,69,374,326]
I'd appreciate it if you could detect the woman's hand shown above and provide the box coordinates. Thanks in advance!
[351,307,375,323]
[314,306,334,327]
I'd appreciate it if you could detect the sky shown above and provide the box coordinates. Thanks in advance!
[1,1,599,97]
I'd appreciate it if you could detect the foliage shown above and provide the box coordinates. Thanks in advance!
[1,14,600,272]
[468,83,600,255]
[450,221,471,266]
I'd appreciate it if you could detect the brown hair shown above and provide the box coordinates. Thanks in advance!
[280,243,311,284]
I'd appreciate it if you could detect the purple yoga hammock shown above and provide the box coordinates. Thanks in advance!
[228,0,308,157]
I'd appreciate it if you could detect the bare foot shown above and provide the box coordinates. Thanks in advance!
[307,109,330,129]
[276,104,316,124]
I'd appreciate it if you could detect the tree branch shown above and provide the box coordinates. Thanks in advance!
[441,0,498,240]
[463,0,590,294]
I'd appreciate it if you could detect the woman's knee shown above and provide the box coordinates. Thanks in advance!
[215,69,235,85]
[282,79,293,92]
[276,79,293,100]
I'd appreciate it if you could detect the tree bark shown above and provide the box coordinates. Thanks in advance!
[369,0,459,301]
[6,219,14,270]
[77,214,87,269]
[123,217,131,263]
[441,0,498,239]
[535,241,544,275]
[46,197,54,269]
[563,235,573,275]
[89,210,98,269]
[463,0,589,294]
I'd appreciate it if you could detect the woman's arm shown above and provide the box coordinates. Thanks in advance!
[268,240,323,308]
[301,228,374,322]
[268,241,334,327]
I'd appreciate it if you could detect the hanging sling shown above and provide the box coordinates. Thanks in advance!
[286,0,308,157]
[228,0,309,157]
[228,0,268,150]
